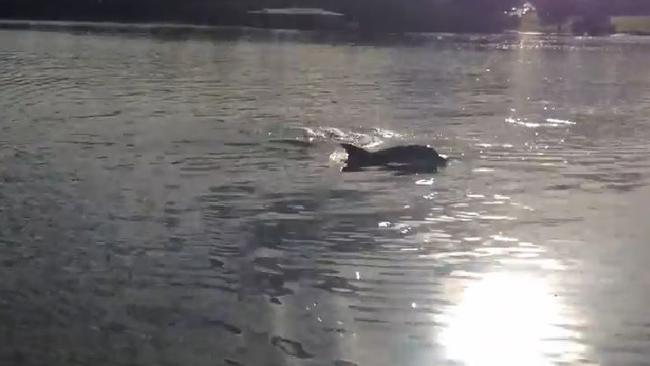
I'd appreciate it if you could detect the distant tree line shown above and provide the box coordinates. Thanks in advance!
[337,0,520,33]
[0,0,252,25]
[1,0,650,33]
[0,0,518,32]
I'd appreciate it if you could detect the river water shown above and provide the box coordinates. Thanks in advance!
[1,26,650,366]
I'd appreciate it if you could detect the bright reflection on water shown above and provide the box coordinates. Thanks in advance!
[440,272,585,366]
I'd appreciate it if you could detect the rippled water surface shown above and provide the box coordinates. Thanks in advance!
[2,27,650,366]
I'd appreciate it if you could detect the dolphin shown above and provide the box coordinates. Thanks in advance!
[340,143,447,173]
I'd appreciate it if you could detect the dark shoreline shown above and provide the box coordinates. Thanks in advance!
[1,19,648,42]
[0,19,511,45]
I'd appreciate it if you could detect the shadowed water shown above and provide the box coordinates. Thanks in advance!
[2,26,650,366]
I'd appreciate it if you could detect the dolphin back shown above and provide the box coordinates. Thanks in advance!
[340,143,447,173]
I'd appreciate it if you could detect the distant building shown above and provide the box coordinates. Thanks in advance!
[508,2,536,17]
[247,8,348,30]
[515,4,605,35]
[611,16,650,35]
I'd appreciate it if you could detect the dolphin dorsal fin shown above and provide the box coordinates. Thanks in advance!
[340,143,370,157]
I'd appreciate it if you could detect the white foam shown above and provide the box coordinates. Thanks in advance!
[506,117,576,128]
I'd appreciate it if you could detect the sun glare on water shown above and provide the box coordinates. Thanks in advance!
[438,272,587,366]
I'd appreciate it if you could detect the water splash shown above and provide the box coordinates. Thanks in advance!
[505,117,576,128]
[296,126,400,148]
